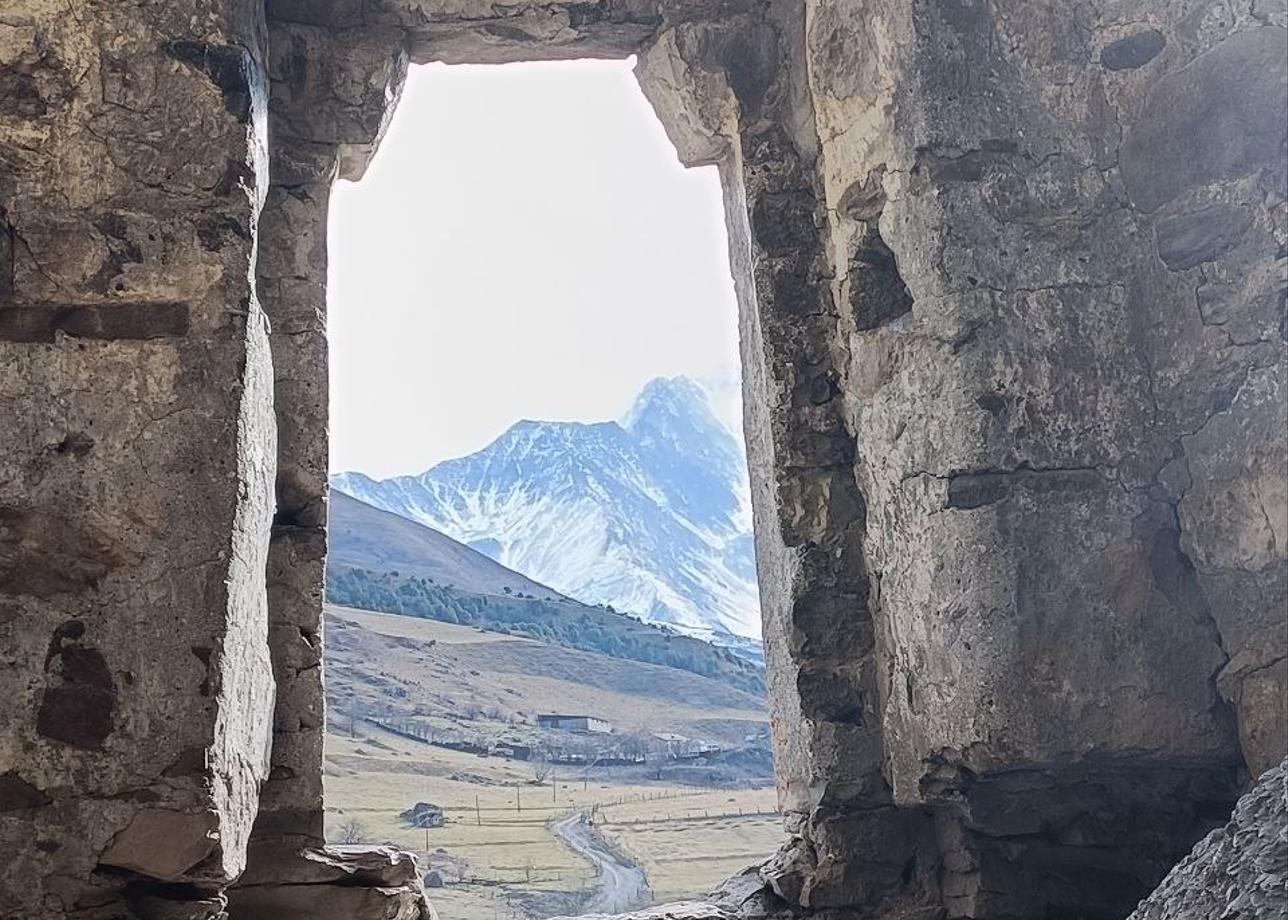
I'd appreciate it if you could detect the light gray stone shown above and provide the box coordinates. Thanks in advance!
[1128,759,1288,920]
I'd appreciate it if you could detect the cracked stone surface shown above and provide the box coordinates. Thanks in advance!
[228,845,435,919]
[0,2,276,916]
[1,0,1284,918]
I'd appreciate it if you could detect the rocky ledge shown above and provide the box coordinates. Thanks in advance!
[226,845,435,920]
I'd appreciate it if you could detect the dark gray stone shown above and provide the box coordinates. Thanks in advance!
[1101,30,1166,70]
[1128,759,1288,920]
[1156,204,1254,271]
[1121,27,1288,212]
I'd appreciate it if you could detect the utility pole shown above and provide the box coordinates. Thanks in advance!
[476,794,481,826]
[583,754,603,791]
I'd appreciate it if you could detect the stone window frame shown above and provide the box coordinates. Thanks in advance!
[245,2,881,899]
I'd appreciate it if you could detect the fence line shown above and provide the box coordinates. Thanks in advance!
[600,809,780,826]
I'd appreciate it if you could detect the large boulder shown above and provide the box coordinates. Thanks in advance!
[1129,760,1287,919]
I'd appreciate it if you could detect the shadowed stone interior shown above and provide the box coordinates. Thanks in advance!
[0,0,1284,918]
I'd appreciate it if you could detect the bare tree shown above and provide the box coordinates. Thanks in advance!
[336,818,368,844]
[530,751,552,784]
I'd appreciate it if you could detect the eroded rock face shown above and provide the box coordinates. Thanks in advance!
[787,1,1286,915]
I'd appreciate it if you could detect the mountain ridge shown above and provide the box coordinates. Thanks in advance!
[328,490,567,600]
[332,376,761,640]
[327,491,765,690]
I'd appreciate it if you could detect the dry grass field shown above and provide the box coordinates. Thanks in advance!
[327,605,769,748]
[322,609,781,920]
[596,789,782,903]
[326,725,781,920]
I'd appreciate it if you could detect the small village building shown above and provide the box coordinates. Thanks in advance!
[493,742,531,760]
[536,713,613,734]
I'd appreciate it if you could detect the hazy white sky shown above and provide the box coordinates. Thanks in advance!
[328,59,741,479]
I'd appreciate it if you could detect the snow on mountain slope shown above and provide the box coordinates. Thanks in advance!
[328,490,568,600]
[331,377,762,639]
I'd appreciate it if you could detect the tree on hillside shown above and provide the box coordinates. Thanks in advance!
[336,818,368,844]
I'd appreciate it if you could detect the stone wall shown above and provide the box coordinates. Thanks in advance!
[242,8,407,869]
[1,0,1284,918]
[771,1,1287,915]
[0,2,277,917]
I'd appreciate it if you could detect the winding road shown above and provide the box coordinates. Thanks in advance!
[551,810,652,914]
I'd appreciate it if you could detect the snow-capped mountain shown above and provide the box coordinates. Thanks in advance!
[331,377,761,640]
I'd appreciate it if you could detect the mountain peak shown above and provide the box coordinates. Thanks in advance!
[621,376,717,432]
[329,373,760,640]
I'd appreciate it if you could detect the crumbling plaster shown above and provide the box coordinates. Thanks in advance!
[0,0,1284,918]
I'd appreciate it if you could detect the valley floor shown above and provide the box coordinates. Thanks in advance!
[323,607,782,920]
[325,725,782,920]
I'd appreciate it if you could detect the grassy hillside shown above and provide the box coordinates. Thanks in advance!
[327,566,765,695]
[326,605,768,747]
[329,491,565,599]
[323,607,780,920]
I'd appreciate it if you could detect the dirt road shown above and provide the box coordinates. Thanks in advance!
[551,811,652,914]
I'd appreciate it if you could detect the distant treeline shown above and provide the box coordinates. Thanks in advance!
[326,565,765,695]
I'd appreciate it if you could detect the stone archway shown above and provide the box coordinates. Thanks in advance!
[234,2,896,911]
[1,1,1283,918]
[237,3,1288,915]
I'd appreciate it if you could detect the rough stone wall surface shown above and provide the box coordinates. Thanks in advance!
[0,2,278,918]
[808,0,1286,785]
[243,11,408,870]
[229,844,434,919]
[773,0,1288,916]
[1128,758,1288,920]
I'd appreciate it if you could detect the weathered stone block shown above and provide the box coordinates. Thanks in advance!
[1120,27,1288,212]
[99,808,221,880]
